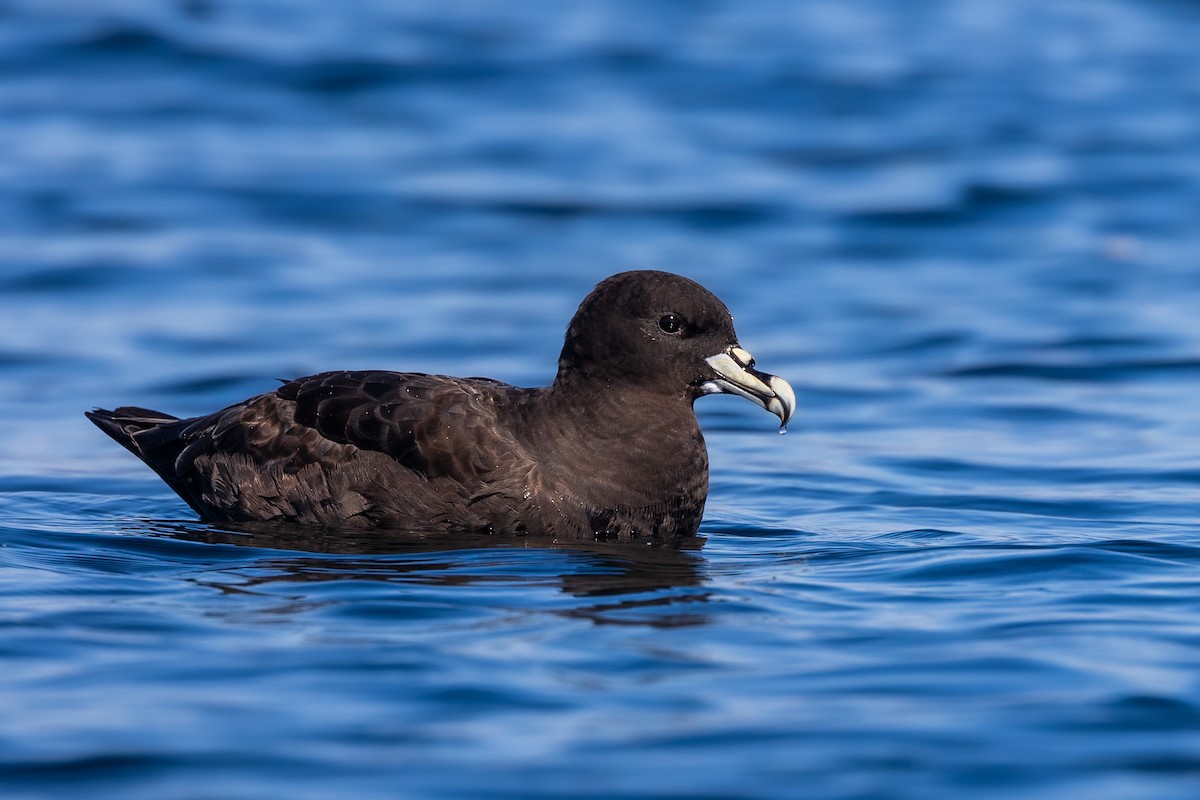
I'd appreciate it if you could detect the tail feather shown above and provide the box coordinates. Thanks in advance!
[86,406,209,516]
[84,402,189,465]
[85,406,183,463]
[111,406,181,421]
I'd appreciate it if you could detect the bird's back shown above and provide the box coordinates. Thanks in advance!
[87,371,538,531]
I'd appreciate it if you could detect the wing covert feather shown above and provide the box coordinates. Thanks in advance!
[278,370,522,481]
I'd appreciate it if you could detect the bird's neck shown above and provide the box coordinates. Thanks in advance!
[520,381,708,505]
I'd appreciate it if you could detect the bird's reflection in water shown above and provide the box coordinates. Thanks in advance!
[141,520,713,627]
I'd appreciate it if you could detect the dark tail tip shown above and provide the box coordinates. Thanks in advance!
[85,406,179,456]
[86,407,137,453]
[85,407,124,433]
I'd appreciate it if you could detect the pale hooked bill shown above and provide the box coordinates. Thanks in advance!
[702,347,796,429]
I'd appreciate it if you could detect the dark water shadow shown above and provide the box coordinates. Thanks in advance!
[137,520,713,627]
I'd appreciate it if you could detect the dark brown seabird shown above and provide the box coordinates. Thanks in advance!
[86,270,796,540]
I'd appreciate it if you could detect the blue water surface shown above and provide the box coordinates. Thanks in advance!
[2,1,1200,798]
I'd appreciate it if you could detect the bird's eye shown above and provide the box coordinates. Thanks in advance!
[658,314,684,334]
